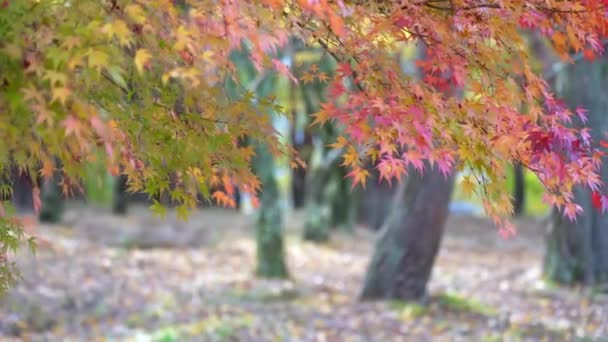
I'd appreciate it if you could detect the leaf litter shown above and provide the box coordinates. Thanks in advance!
[0,205,606,341]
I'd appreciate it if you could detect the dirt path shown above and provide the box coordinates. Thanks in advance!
[1,206,606,341]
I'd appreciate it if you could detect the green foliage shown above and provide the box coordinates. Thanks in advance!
[83,155,114,207]
[0,202,34,295]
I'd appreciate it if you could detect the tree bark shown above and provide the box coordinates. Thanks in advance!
[512,163,525,217]
[253,142,289,278]
[38,175,64,223]
[358,166,397,230]
[112,174,129,215]
[360,166,455,301]
[543,60,608,286]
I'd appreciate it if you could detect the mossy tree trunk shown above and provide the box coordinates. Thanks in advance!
[302,139,336,242]
[253,142,289,278]
[512,163,525,217]
[301,84,355,241]
[360,166,455,301]
[543,60,608,286]
[329,165,356,230]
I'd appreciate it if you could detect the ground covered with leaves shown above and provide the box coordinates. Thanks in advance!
[1,205,607,341]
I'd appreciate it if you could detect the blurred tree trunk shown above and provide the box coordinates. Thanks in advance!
[302,138,341,241]
[38,174,64,223]
[358,166,397,230]
[329,165,356,230]
[543,60,608,286]
[253,142,289,278]
[11,170,35,213]
[112,174,129,215]
[360,166,454,300]
[512,163,525,217]
[300,68,356,240]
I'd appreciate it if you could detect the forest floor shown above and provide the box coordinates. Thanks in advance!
[1,204,607,341]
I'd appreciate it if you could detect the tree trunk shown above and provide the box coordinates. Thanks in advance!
[329,165,356,231]
[358,167,397,230]
[253,143,289,278]
[112,174,129,215]
[38,175,64,223]
[302,138,338,242]
[543,60,608,286]
[11,169,35,213]
[512,163,525,217]
[360,166,455,301]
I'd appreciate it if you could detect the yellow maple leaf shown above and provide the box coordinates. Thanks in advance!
[350,168,369,189]
[460,175,476,197]
[341,146,360,167]
[61,36,82,50]
[44,70,67,86]
[134,49,152,74]
[102,20,132,47]
[51,87,71,105]
[88,50,109,71]
[300,71,315,84]
[174,26,191,51]
[125,4,146,24]
[316,72,329,83]
[329,136,348,149]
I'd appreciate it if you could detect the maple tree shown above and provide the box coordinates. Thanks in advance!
[1,0,608,291]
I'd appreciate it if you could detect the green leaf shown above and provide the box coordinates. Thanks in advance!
[150,200,167,218]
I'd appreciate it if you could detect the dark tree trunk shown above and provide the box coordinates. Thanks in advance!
[543,60,608,286]
[512,163,525,217]
[112,174,129,215]
[11,170,35,213]
[38,175,64,223]
[360,166,455,301]
[329,165,356,231]
[358,166,398,230]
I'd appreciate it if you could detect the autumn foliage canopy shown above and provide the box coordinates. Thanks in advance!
[1,0,608,257]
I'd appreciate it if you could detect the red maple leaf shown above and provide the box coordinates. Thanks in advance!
[592,191,602,210]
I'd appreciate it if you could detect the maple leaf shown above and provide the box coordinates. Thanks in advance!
[87,50,109,71]
[329,12,346,36]
[316,72,329,83]
[583,49,596,61]
[272,59,298,84]
[40,159,55,179]
[51,87,71,104]
[347,168,369,189]
[336,63,352,76]
[44,70,67,86]
[125,4,146,24]
[212,190,236,208]
[102,19,132,46]
[62,115,82,137]
[460,175,476,197]
[311,102,335,126]
[22,86,44,103]
[498,221,517,239]
[134,49,152,75]
[300,71,315,84]
[592,191,602,210]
